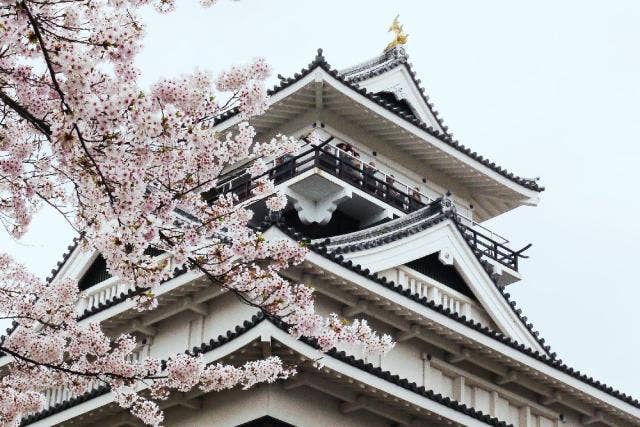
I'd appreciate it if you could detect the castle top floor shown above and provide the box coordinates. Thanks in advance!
[213,47,544,223]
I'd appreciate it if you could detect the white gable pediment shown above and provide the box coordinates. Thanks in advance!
[304,219,543,351]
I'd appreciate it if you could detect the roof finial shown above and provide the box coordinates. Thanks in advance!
[384,14,408,53]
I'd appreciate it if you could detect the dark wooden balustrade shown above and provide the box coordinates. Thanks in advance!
[210,142,524,271]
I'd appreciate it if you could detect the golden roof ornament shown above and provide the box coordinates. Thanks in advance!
[384,14,408,52]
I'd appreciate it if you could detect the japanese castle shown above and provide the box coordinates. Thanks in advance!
[15,31,640,427]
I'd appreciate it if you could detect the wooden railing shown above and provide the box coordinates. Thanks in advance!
[381,266,494,327]
[208,141,525,271]
[42,380,102,411]
[210,139,432,214]
[457,224,527,271]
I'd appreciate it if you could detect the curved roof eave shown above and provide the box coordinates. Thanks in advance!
[212,49,544,195]
[22,314,508,427]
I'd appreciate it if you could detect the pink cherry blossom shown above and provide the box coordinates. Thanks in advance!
[0,0,394,425]
[266,192,288,211]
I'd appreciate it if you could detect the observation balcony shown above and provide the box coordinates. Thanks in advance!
[212,139,530,274]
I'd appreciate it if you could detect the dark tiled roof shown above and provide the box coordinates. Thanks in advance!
[25,222,637,414]
[320,210,447,255]
[260,220,640,410]
[215,49,543,192]
[373,91,417,121]
[27,217,638,411]
[46,236,80,283]
[316,200,443,249]
[23,313,510,427]
[331,213,448,255]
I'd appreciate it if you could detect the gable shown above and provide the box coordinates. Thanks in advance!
[337,47,446,134]
[238,416,296,427]
[312,214,543,350]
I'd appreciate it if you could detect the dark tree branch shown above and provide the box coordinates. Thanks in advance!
[0,89,51,136]
[20,1,70,111]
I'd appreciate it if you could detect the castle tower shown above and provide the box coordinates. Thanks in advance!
[15,42,640,427]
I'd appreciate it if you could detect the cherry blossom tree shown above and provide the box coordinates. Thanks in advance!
[0,0,394,425]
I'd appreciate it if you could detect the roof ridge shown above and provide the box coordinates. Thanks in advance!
[335,47,454,138]
[338,46,408,79]
[314,200,445,248]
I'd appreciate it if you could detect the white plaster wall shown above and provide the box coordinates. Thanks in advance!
[538,416,556,427]
[508,405,520,426]
[149,311,192,359]
[203,292,262,341]
[475,388,491,414]
[464,384,474,407]
[556,412,585,427]
[356,66,440,131]
[380,342,423,385]
[495,395,509,421]
[424,363,561,427]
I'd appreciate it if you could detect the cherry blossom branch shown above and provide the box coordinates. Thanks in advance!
[0,2,393,425]
[20,1,70,111]
[0,88,51,136]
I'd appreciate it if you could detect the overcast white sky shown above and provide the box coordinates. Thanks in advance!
[3,0,639,397]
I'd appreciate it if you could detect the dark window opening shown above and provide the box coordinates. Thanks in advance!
[375,91,417,120]
[282,209,361,239]
[78,254,112,291]
[144,246,165,257]
[405,253,476,301]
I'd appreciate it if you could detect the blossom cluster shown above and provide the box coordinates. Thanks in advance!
[0,0,394,425]
[0,255,296,427]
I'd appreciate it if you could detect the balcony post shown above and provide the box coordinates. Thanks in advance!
[427,286,441,306]
[397,269,406,288]
[460,302,471,320]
